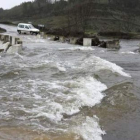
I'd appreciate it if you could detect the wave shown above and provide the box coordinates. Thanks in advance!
[73,116,106,140]
[18,60,66,72]
[79,56,131,77]
[16,76,106,123]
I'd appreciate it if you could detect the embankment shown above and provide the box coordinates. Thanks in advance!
[98,31,140,39]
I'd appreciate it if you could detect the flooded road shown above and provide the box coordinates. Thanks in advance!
[0,24,140,140]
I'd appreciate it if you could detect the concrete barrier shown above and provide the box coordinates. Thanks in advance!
[0,35,5,42]
[10,36,15,45]
[40,32,48,39]
[49,35,55,41]
[7,44,22,54]
[43,34,47,39]
[70,37,78,44]
[40,32,45,37]
[3,35,10,43]
[17,40,23,44]
[106,40,120,49]
[0,42,10,52]
[37,34,41,39]
[0,34,2,40]
[83,38,92,46]
[59,36,65,43]
[0,34,23,54]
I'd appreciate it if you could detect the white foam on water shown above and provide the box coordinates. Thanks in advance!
[73,116,106,140]
[34,39,45,43]
[20,76,106,123]
[101,50,105,53]
[25,36,45,43]
[81,56,131,77]
[120,51,137,55]
[61,76,107,112]
[40,60,66,72]
[59,46,94,51]
[18,59,66,72]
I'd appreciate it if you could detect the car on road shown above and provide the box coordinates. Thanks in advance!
[17,23,40,35]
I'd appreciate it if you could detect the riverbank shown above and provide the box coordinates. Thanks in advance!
[0,21,16,26]
[1,21,140,39]
[98,31,140,39]
[39,27,140,40]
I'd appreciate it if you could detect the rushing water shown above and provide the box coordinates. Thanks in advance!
[0,24,140,140]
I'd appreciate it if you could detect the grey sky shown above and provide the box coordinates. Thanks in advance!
[0,0,32,10]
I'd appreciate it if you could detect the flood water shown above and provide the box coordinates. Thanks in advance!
[0,24,140,140]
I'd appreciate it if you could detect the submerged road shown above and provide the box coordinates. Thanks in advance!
[0,24,140,140]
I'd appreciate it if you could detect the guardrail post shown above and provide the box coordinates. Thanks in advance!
[83,38,92,46]
[70,37,77,44]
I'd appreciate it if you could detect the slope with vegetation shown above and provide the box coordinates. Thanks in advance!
[0,0,140,37]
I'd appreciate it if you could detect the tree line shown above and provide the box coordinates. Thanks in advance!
[0,0,140,33]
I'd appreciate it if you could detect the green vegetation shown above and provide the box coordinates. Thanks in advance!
[0,21,16,26]
[0,0,140,37]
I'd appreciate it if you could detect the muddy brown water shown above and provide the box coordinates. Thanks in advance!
[0,24,140,140]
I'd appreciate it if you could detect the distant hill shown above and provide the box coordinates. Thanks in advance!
[0,0,140,34]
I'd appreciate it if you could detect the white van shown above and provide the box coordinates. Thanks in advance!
[17,23,40,35]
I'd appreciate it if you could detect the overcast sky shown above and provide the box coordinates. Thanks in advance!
[0,0,32,9]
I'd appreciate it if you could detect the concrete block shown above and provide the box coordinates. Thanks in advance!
[15,38,20,44]
[59,36,65,43]
[83,38,92,46]
[10,36,15,45]
[40,32,47,39]
[0,42,10,52]
[1,35,5,41]
[17,40,23,44]
[7,44,22,54]
[106,40,120,49]
[49,35,55,41]
[9,37,19,45]
[37,34,41,39]
[4,35,10,43]
[0,35,9,43]
[43,34,47,39]
[40,32,45,37]
[70,37,77,44]
[0,49,4,53]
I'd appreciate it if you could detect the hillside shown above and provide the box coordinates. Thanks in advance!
[0,0,140,36]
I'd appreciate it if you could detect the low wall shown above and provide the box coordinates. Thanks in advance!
[0,34,22,54]
[106,40,120,49]
[37,32,121,49]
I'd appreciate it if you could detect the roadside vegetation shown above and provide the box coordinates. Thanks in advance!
[0,0,140,38]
